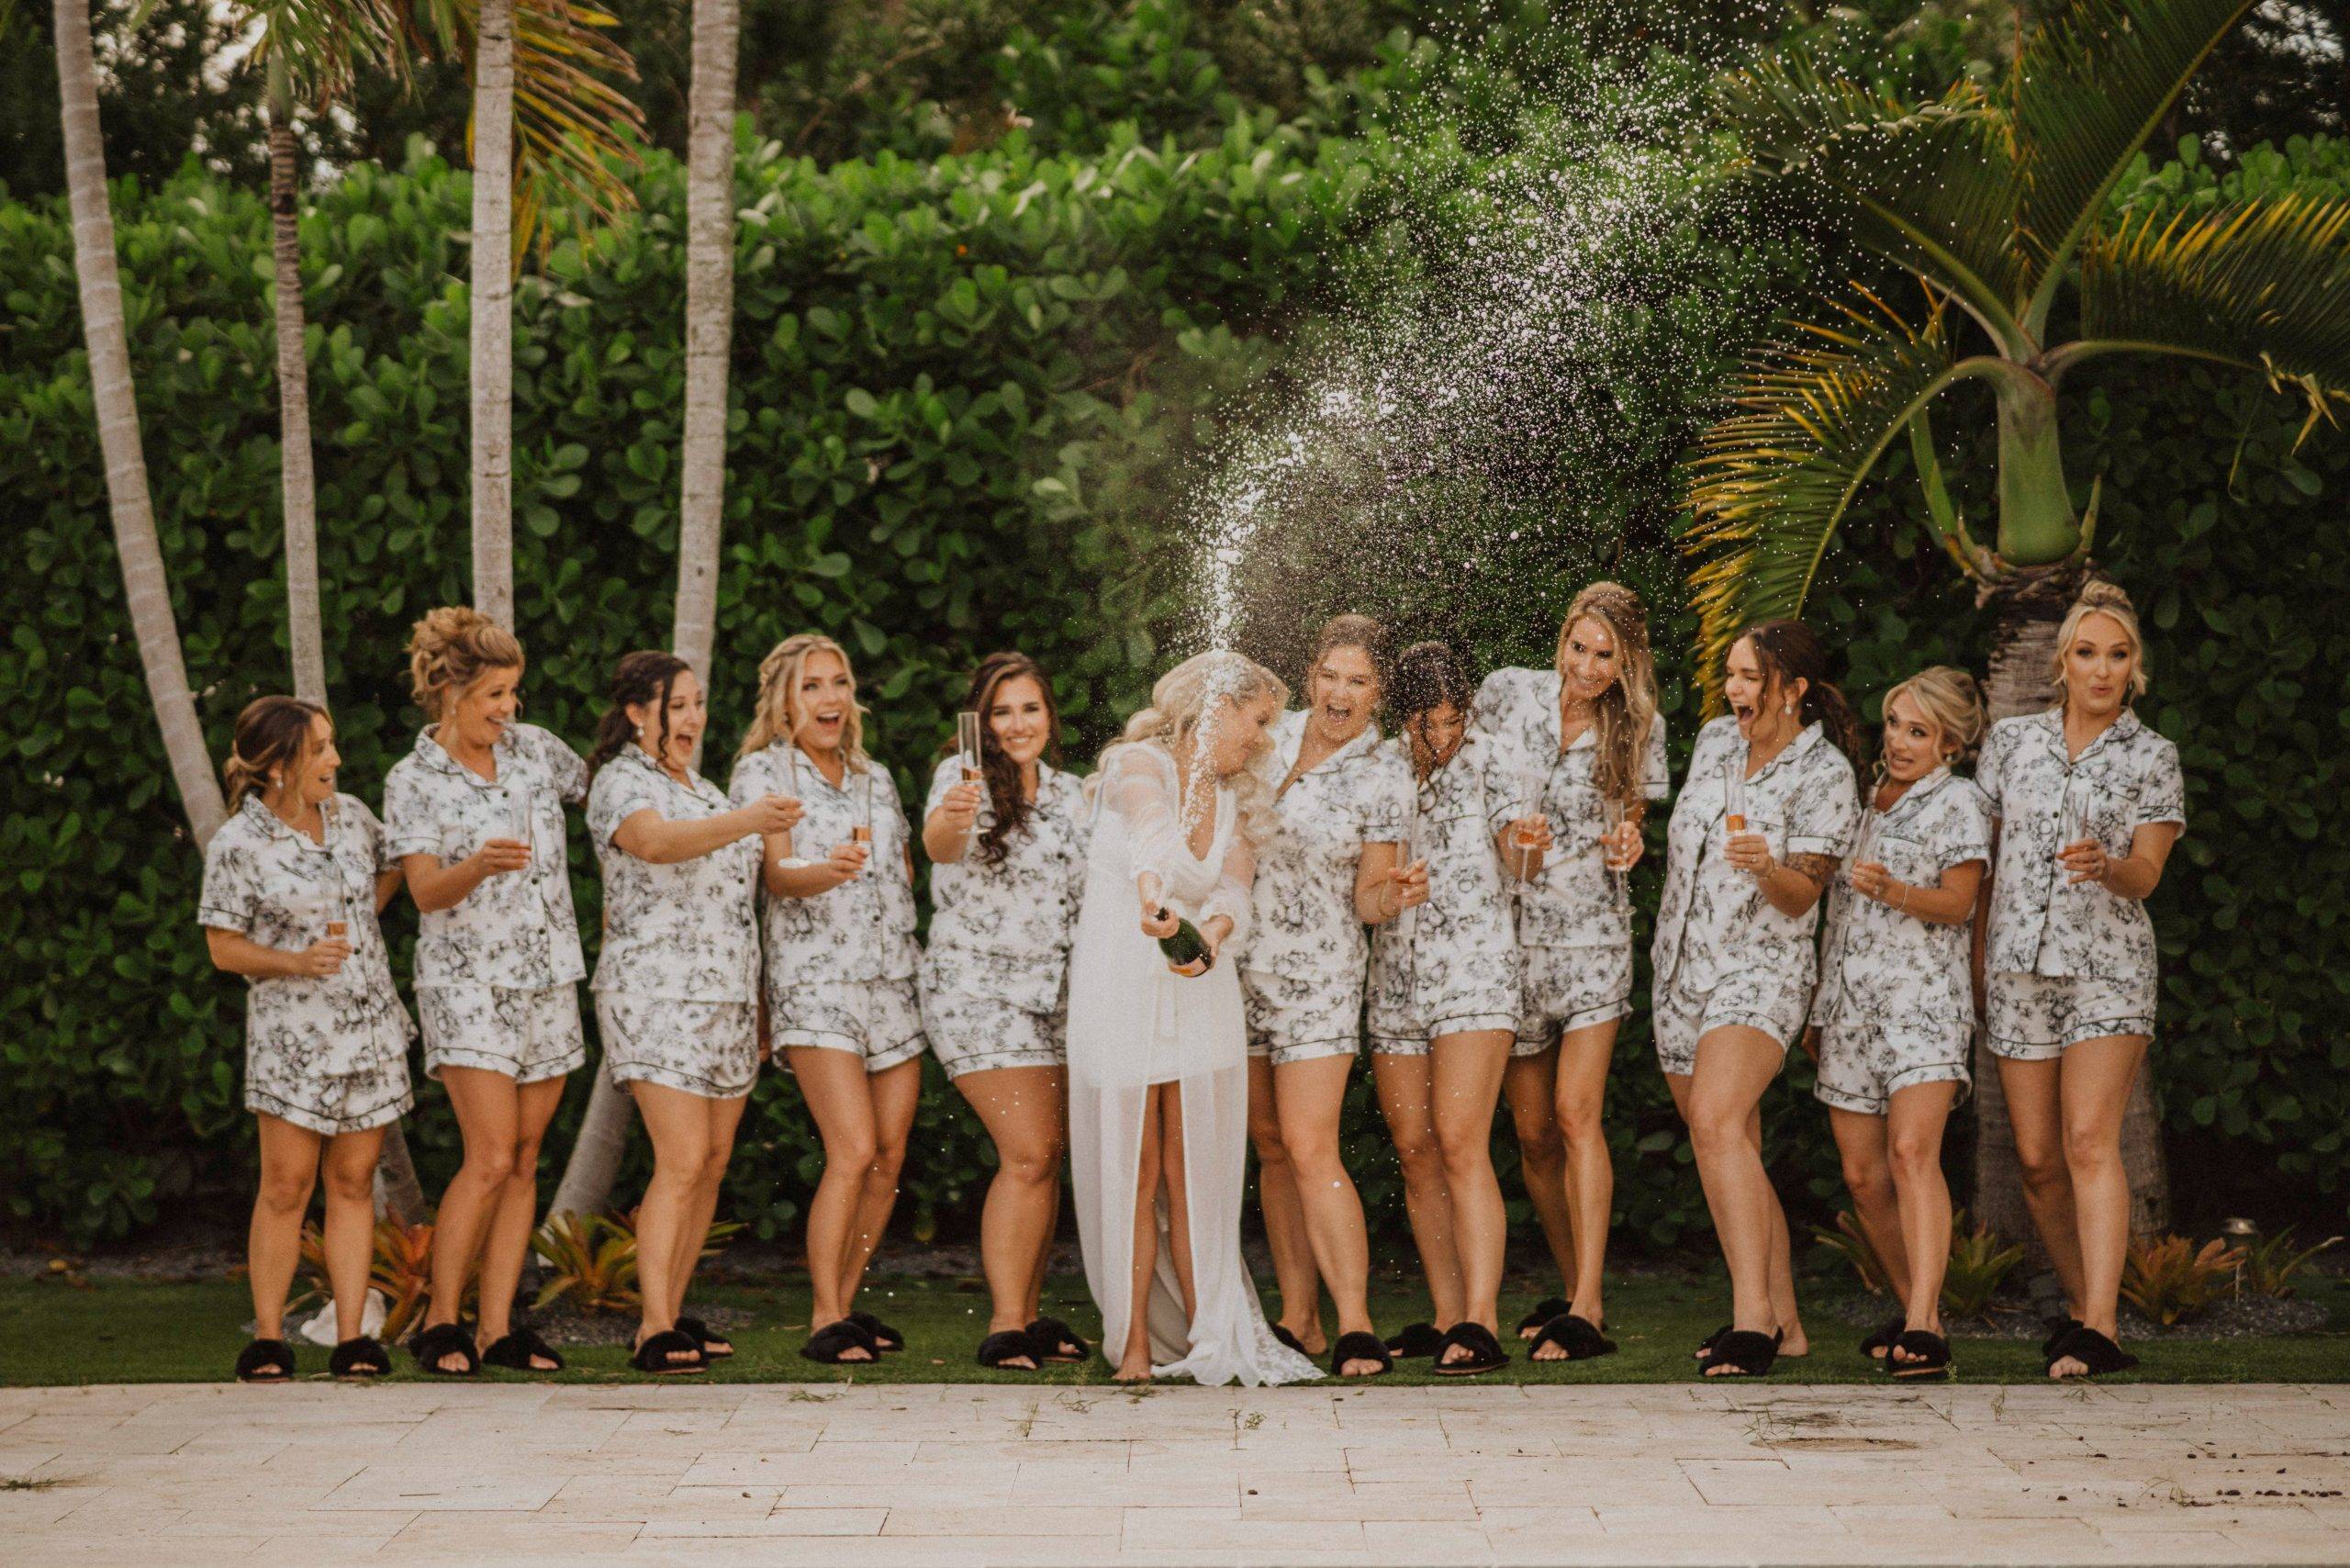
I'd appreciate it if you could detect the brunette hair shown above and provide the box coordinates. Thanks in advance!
[1556,581,1661,809]
[1304,613,1391,699]
[1733,618,1864,766]
[957,651,1062,868]
[1389,640,1474,724]
[406,605,524,721]
[2050,580,2150,701]
[739,633,870,769]
[1880,665,1987,772]
[224,696,329,808]
[588,651,692,778]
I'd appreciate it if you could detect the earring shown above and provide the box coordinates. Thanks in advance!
[1783,702,1796,716]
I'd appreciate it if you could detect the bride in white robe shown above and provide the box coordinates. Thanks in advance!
[1066,652,1322,1386]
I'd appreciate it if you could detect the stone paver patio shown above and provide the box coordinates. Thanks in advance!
[4,1381,2346,1565]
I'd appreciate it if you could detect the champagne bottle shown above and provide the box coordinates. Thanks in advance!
[1156,911,1212,972]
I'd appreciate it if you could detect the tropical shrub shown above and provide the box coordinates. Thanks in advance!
[2121,1234,2249,1326]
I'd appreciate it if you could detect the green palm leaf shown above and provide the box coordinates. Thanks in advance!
[2065,194,2350,440]
[1715,50,2032,353]
[2011,0,2256,330]
[1684,288,1966,706]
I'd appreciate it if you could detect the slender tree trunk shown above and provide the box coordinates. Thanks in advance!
[672,0,739,693]
[551,0,743,1224]
[1970,564,2171,1251]
[375,1128,429,1225]
[470,0,517,628]
[53,0,227,848]
[267,63,328,706]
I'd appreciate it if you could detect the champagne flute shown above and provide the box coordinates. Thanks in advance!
[509,780,537,883]
[957,711,984,783]
[2057,787,2092,881]
[321,797,350,943]
[1601,792,1629,905]
[1511,765,1547,882]
[850,766,874,879]
[1724,752,1749,835]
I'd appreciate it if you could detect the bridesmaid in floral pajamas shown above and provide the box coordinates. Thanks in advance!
[1806,666,1992,1382]
[586,652,800,1375]
[202,698,412,1383]
[1652,620,1862,1379]
[731,633,925,1365]
[1365,642,1523,1376]
[1975,583,2185,1381]
[1238,615,1419,1380]
[384,607,587,1377]
[919,652,1091,1372]
[1472,582,1667,1360]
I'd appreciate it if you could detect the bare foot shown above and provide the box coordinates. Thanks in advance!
[1281,1323,1327,1358]
[2048,1353,2087,1380]
[1113,1359,1153,1383]
[1776,1325,1809,1358]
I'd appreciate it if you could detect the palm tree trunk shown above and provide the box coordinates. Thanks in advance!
[551,0,743,1225]
[53,0,227,849]
[267,61,328,706]
[1971,565,2172,1250]
[470,0,517,628]
[375,1126,429,1225]
[672,0,739,694]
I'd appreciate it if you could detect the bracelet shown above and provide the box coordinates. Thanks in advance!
[1894,883,1908,913]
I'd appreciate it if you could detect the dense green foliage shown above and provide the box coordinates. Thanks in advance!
[6,13,2345,1256]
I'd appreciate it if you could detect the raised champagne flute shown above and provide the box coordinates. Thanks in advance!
[957,711,984,783]
[1724,753,1749,835]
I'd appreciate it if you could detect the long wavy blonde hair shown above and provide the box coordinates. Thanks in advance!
[1112,650,1289,846]
[1557,581,1660,807]
[739,632,873,770]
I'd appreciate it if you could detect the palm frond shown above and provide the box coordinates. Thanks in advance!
[249,0,411,109]
[2068,194,2350,442]
[1716,50,2033,353]
[1683,288,1966,708]
[2012,0,2255,327]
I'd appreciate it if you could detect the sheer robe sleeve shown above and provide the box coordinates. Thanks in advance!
[1101,744,1186,898]
[1201,818,1256,943]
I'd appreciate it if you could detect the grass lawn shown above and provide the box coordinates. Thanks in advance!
[5,1265,2344,1388]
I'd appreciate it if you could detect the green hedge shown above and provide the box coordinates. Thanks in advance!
[6,110,2345,1253]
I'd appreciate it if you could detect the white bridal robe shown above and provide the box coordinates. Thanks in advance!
[1066,743,1320,1386]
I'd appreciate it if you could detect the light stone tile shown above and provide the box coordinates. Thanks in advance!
[636,1508,887,1536]
[882,1505,1125,1536]
[315,1463,565,1512]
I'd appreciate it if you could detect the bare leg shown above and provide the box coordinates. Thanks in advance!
[1158,1084,1198,1321]
[666,1091,748,1350]
[1272,1053,1377,1372]
[1754,1102,1807,1356]
[1997,1053,2087,1323]
[425,1067,521,1372]
[1504,1046,1575,1328]
[1371,1050,1463,1330]
[1429,1028,1512,1366]
[839,1057,922,1310]
[631,1081,715,1366]
[1115,1086,1165,1383]
[786,1046,878,1359]
[318,1126,386,1343]
[473,1075,565,1363]
[957,1065,1069,1365]
[1550,1018,1620,1331]
[1248,1054,1323,1354]
[249,1114,323,1359]
[1886,1081,1959,1361]
[1830,1104,1908,1346]
[2050,1035,2148,1376]
[1684,1028,1792,1372]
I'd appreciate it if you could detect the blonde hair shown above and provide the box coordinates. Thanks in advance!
[2050,580,2150,701]
[223,696,328,808]
[1881,665,1987,770]
[407,606,524,721]
[1557,581,1661,807]
[739,632,871,768]
[1113,650,1289,846]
